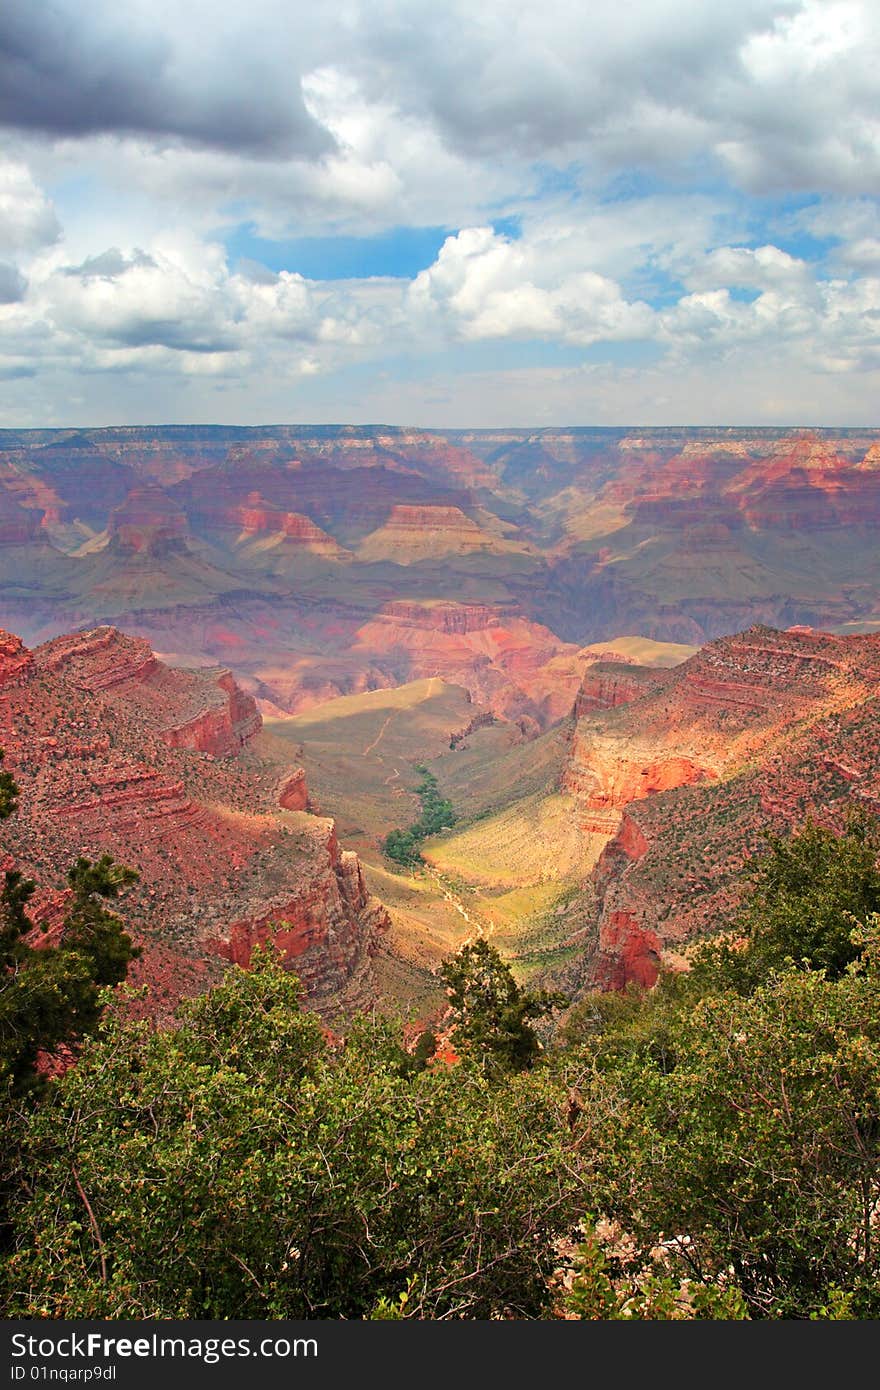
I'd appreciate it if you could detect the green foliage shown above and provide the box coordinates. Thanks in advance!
[4,799,880,1320]
[564,925,880,1319]
[0,758,141,1297]
[737,810,880,981]
[67,855,140,905]
[559,1220,748,1320]
[62,856,141,989]
[180,945,325,1085]
[558,974,689,1074]
[411,769,456,838]
[440,937,567,1076]
[0,945,96,1095]
[5,951,584,1319]
[553,809,880,1319]
[382,827,422,867]
[410,1028,437,1072]
[368,1275,418,1319]
[0,749,18,822]
[0,870,36,965]
[382,767,456,866]
[0,764,140,1096]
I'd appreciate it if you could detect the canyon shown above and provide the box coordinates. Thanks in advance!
[0,423,878,1018]
[1,425,878,729]
[557,624,880,991]
[335,620,880,1010]
[0,625,387,1018]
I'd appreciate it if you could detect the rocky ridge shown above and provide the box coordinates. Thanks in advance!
[4,425,880,727]
[0,625,387,1017]
[559,625,880,989]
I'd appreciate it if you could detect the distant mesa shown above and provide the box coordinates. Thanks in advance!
[856,442,880,470]
[0,488,41,546]
[226,492,349,559]
[573,661,671,716]
[356,504,514,563]
[374,598,504,635]
[161,667,262,756]
[579,636,699,668]
[3,423,880,728]
[108,486,191,556]
[350,598,587,724]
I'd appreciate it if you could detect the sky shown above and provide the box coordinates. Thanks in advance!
[1,0,880,428]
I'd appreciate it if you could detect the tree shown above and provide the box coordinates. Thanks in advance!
[0,750,18,822]
[0,870,36,966]
[62,855,141,988]
[557,973,689,1074]
[382,827,422,867]
[0,755,140,1095]
[742,810,880,978]
[0,866,140,1096]
[565,923,880,1318]
[440,937,566,1075]
[5,951,585,1319]
[382,767,456,867]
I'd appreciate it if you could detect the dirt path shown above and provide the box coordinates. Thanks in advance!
[362,676,441,758]
[422,863,494,943]
[362,712,395,757]
[383,767,401,785]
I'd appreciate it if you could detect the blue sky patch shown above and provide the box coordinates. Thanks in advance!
[222,223,452,280]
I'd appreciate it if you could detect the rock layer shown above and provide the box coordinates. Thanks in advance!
[561,625,880,989]
[5,425,880,727]
[109,487,191,555]
[0,624,387,1017]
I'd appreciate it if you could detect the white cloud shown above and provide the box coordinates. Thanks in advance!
[658,254,880,379]
[409,227,654,344]
[834,238,880,272]
[1,197,879,424]
[0,160,60,256]
[8,0,880,248]
[48,242,236,352]
[684,244,813,293]
[1,2,880,424]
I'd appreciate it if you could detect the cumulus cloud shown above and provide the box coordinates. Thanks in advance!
[5,2,880,208]
[719,0,880,192]
[660,287,814,353]
[2,206,878,422]
[683,245,814,293]
[0,0,332,157]
[349,0,880,195]
[1,222,409,390]
[835,238,880,272]
[62,249,158,278]
[659,254,880,376]
[0,160,60,255]
[2,1,880,424]
[70,65,523,245]
[0,263,26,304]
[362,0,744,154]
[49,242,238,353]
[409,227,654,344]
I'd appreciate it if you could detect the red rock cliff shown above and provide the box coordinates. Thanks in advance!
[109,486,191,555]
[162,670,262,756]
[565,625,880,990]
[0,631,33,688]
[0,624,388,1018]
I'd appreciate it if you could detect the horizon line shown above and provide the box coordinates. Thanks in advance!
[2,421,880,434]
